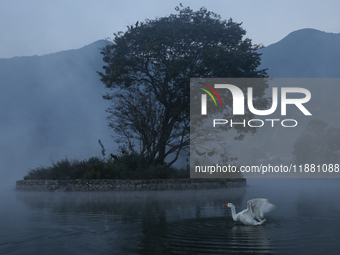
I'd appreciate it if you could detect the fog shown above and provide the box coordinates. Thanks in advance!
[2,179,340,253]
[0,3,339,252]
[0,40,116,188]
[1,29,340,188]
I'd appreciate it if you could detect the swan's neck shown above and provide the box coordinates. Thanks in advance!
[230,205,238,221]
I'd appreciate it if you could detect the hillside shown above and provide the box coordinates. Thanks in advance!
[259,28,340,78]
[235,29,340,166]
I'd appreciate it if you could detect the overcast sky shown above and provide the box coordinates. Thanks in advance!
[1,0,339,58]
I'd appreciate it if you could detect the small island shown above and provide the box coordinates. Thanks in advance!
[16,155,246,191]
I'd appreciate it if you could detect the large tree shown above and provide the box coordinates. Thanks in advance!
[98,5,267,166]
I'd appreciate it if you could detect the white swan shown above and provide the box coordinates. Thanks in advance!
[223,198,277,226]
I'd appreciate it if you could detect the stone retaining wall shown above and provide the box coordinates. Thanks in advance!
[16,179,246,191]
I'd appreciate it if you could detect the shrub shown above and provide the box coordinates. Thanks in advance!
[23,154,189,180]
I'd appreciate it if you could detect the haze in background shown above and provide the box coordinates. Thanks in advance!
[0,40,114,187]
[0,28,339,187]
[0,0,339,58]
[0,0,339,187]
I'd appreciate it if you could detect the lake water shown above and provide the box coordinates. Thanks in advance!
[1,179,340,254]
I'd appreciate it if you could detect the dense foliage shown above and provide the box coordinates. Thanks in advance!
[24,153,189,180]
[98,5,267,167]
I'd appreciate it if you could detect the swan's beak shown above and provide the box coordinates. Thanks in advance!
[223,203,228,207]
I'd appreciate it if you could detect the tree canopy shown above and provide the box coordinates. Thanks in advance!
[98,5,267,166]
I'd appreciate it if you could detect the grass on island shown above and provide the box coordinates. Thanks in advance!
[24,153,190,180]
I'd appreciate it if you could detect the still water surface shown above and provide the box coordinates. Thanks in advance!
[1,179,340,254]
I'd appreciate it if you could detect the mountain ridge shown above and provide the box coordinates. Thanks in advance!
[0,39,112,60]
[259,28,340,77]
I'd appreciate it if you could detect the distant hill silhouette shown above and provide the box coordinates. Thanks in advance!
[235,29,340,167]
[259,28,340,78]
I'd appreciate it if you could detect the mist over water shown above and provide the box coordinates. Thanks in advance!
[1,179,340,254]
[1,30,340,254]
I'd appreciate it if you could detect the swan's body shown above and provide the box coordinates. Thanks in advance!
[223,198,276,226]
